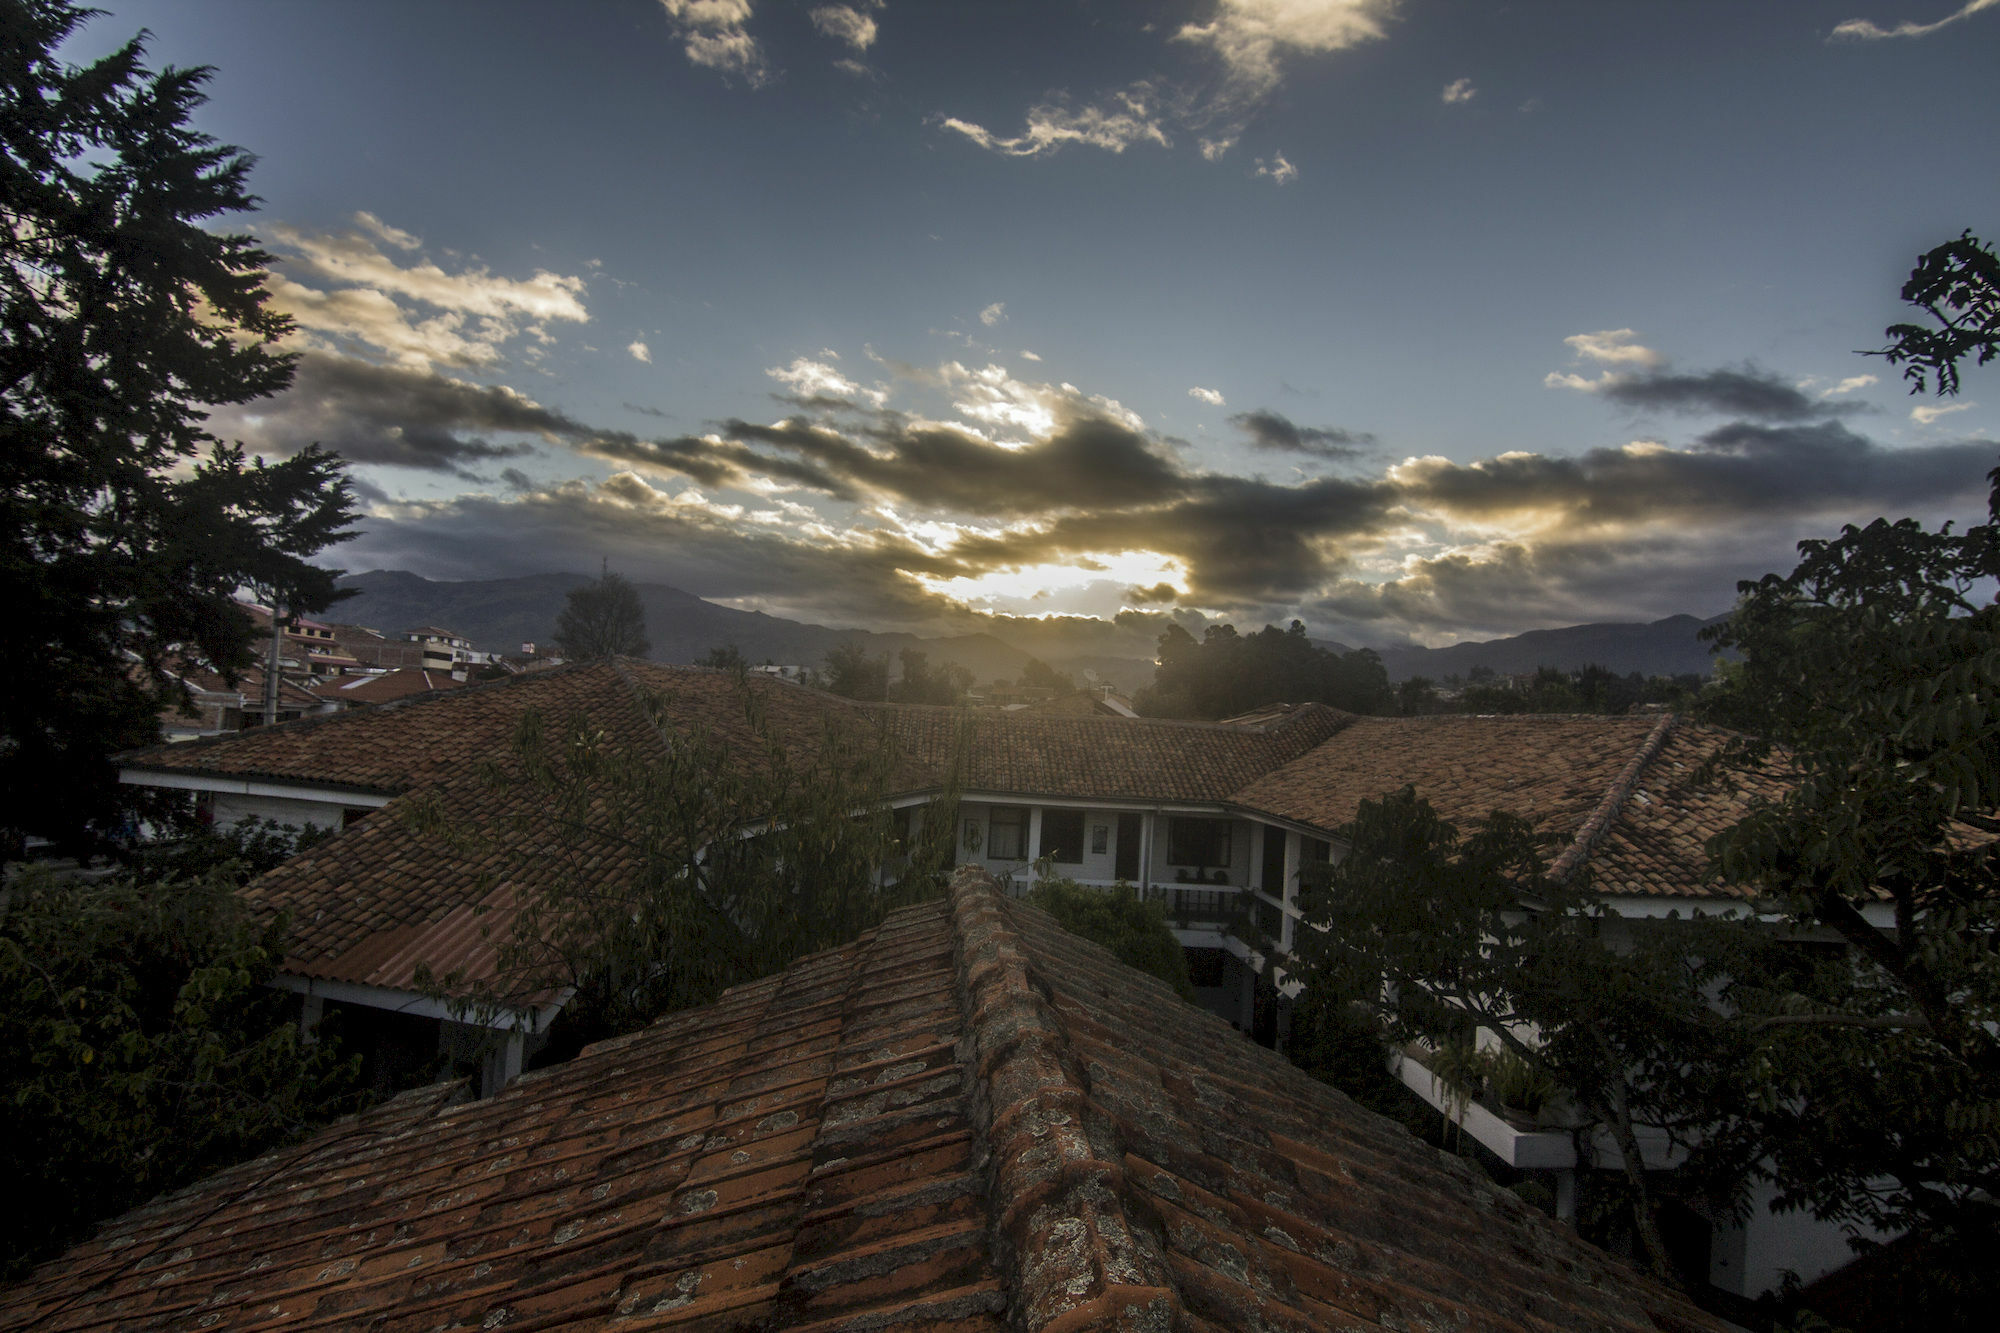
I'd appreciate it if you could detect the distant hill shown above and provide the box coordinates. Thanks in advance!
[1359,614,1734,682]
[331,570,1044,684]
[331,571,1732,692]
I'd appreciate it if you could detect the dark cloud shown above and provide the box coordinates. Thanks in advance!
[1401,422,1994,528]
[1230,409,1374,457]
[622,402,672,419]
[205,352,614,471]
[586,408,1191,516]
[1595,366,1860,421]
[1126,582,1179,604]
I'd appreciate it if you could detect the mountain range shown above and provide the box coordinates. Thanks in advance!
[330,570,1731,690]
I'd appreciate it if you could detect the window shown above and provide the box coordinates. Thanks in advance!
[1039,808,1086,864]
[1260,826,1287,894]
[988,806,1026,860]
[1090,823,1108,855]
[1168,817,1233,868]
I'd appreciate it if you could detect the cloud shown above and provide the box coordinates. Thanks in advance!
[810,3,879,50]
[1231,409,1373,457]
[623,402,673,419]
[266,217,589,371]
[1562,366,1860,421]
[326,329,1997,646]
[1823,373,1879,397]
[1176,0,1400,104]
[979,302,1007,327]
[939,83,1173,157]
[628,340,652,363]
[204,352,612,473]
[353,211,421,251]
[945,1,1398,165]
[1562,329,1665,368]
[1912,401,1975,425]
[1254,153,1298,184]
[1441,77,1476,104]
[1020,350,1042,362]
[766,356,888,408]
[1189,386,1226,406]
[1831,0,1998,40]
[659,0,766,81]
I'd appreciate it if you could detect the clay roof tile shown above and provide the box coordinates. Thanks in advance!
[0,869,1733,1332]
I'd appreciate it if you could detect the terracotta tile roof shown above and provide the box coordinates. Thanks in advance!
[886,702,1353,805]
[0,869,1729,1333]
[331,667,470,705]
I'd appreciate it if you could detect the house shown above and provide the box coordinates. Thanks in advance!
[328,666,470,706]
[113,661,1896,1297]
[0,868,1731,1333]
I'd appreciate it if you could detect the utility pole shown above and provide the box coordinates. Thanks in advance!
[265,596,284,727]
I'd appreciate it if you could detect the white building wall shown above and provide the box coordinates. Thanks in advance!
[212,792,352,831]
[1707,1179,1895,1298]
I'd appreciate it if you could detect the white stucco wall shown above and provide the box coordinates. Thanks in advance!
[1707,1179,1895,1298]
[212,792,353,832]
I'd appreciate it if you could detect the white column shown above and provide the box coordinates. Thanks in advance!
[299,993,324,1044]
[481,1029,525,1098]
[1281,831,1301,951]
[1140,811,1156,895]
[1026,806,1044,870]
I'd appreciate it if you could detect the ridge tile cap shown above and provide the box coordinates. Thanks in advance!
[945,866,1181,1331]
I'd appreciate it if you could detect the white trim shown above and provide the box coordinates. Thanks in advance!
[1596,894,1898,929]
[267,973,569,1031]
[120,768,394,808]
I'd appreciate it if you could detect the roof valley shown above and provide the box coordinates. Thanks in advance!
[949,878,1181,1331]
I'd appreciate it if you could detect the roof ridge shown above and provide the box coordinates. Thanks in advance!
[946,867,1180,1331]
[1549,711,1681,883]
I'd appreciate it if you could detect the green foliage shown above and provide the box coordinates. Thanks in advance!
[122,814,336,884]
[1292,787,1748,1281]
[820,642,888,700]
[1874,230,1998,397]
[424,682,963,1048]
[1018,657,1075,695]
[1025,876,1194,999]
[1696,459,2000,1250]
[1136,619,1390,718]
[0,867,359,1278]
[1454,664,1700,716]
[0,0,359,855]
[890,648,972,705]
[551,568,650,660]
[700,643,747,673]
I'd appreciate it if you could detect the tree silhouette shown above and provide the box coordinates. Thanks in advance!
[1,0,358,854]
[552,567,650,660]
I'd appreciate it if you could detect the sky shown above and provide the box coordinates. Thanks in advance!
[71,0,2000,648]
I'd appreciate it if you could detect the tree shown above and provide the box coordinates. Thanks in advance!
[1696,462,2000,1264]
[551,567,649,660]
[1136,618,1390,718]
[700,643,747,673]
[820,641,887,700]
[412,681,964,1051]
[1018,656,1075,695]
[889,648,971,705]
[0,856,360,1278]
[1026,875,1195,999]
[1292,788,1745,1283]
[1668,235,2000,1316]
[1873,230,1998,397]
[1,0,360,855]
